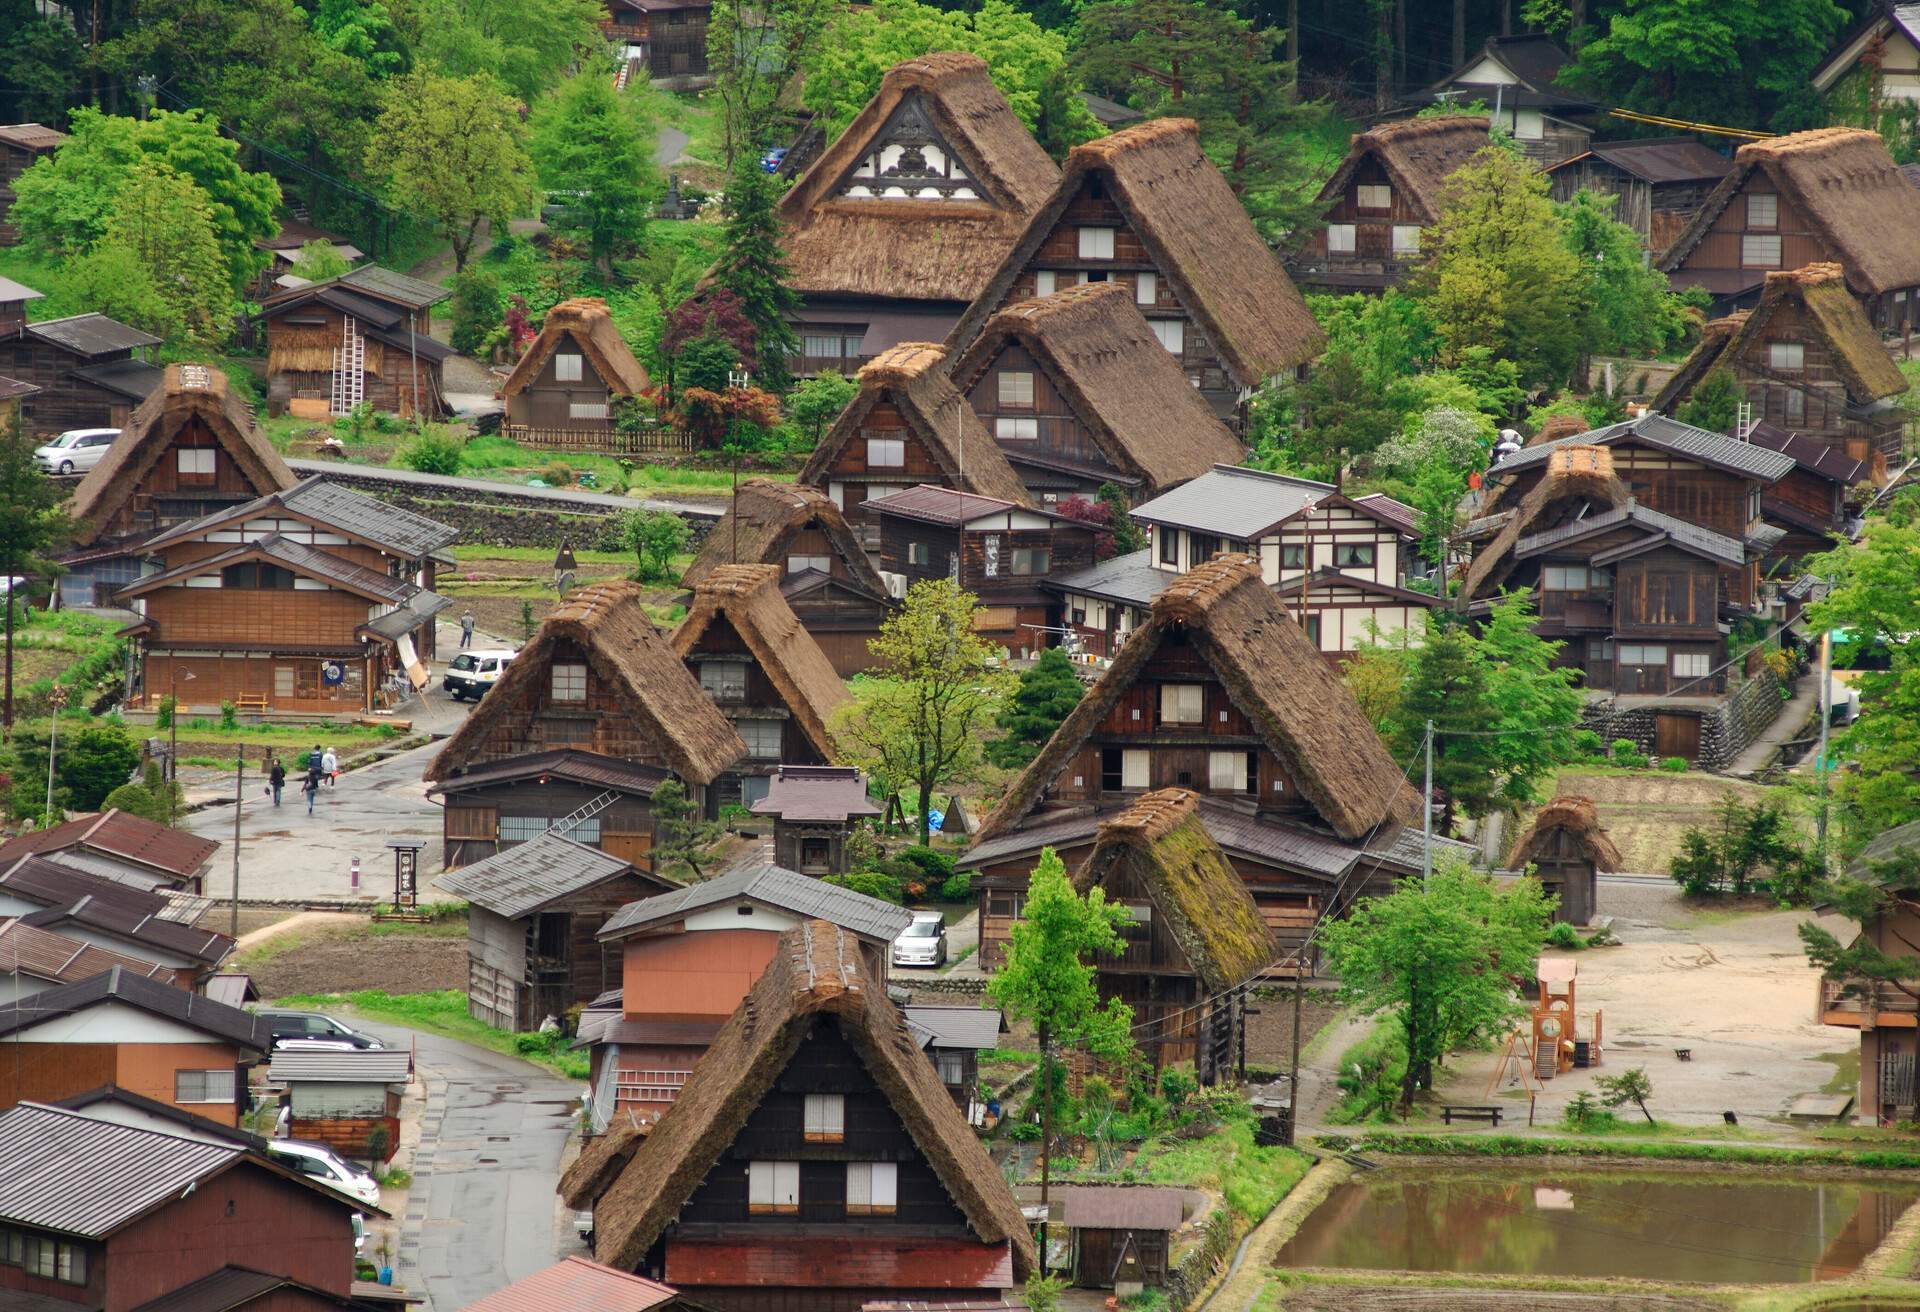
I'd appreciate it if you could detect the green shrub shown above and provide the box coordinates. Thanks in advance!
[1610,737,1639,761]
[398,429,464,475]
[155,695,176,731]
[1660,756,1688,772]
[220,699,239,731]
[1571,728,1605,759]
[1544,920,1582,949]
[450,268,503,357]
[939,871,974,902]
[822,870,903,904]
[538,460,572,487]
[1006,1120,1041,1142]
[894,845,955,882]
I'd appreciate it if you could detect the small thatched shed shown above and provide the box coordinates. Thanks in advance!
[501,297,650,441]
[1506,794,1622,925]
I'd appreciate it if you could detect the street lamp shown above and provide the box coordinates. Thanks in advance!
[726,365,751,564]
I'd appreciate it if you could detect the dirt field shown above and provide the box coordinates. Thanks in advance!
[439,551,687,640]
[1546,772,1782,875]
[200,907,298,938]
[243,921,468,998]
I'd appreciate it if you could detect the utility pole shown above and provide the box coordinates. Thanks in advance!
[1283,962,1304,1146]
[44,685,66,822]
[1037,1027,1053,1262]
[1815,621,1832,863]
[1422,719,1434,886]
[230,747,244,939]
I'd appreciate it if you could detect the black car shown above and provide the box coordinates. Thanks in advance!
[254,1008,386,1051]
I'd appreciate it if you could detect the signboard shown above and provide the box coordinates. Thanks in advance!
[320,661,346,687]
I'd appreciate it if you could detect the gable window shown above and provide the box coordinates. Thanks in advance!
[1010,546,1050,575]
[1673,651,1711,679]
[1391,225,1421,255]
[1747,193,1777,229]
[555,353,584,382]
[220,562,296,589]
[175,1068,236,1104]
[1078,227,1116,259]
[568,402,609,420]
[738,718,783,759]
[177,448,216,484]
[1280,543,1305,570]
[1158,529,1178,565]
[997,371,1034,407]
[747,1161,800,1214]
[786,554,831,574]
[1356,183,1391,210]
[1334,543,1376,570]
[996,417,1038,441]
[1150,319,1185,355]
[1034,271,1057,296]
[866,437,905,468]
[1542,564,1591,591]
[1135,271,1157,305]
[1326,224,1356,254]
[1207,750,1246,792]
[1121,748,1149,789]
[803,1093,845,1143]
[1741,233,1782,268]
[846,1163,898,1216]
[551,662,588,702]
[907,541,931,567]
[1160,683,1203,724]
[1769,342,1804,371]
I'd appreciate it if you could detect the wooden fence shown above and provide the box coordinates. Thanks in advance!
[506,424,699,455]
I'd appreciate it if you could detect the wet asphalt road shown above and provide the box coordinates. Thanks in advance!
[358,1020,582,1311]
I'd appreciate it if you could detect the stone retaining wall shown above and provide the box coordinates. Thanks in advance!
[1578,669,1787,773]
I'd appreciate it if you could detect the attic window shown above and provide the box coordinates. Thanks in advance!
[803,1094,845,1142]
[1768,342,1804,372]
[747,1161,799,1213]
[846,1162,897,1215]
[555,353,583,382]
[786,554,830,574]
[551,662,587,702]
[1078,227,1115,260]
[1160,683,1203,724]
[1136,272,1156,306]
[1150,319,1185,355]
[177,448,216,484]
[1326,224,1356,254]
[1747,193,1777,229]
[1741,233,1781,268]
[866,437,905,468]
[997,371,1034,408]
[1356,183,1391,210]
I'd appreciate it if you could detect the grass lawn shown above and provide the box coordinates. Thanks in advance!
[273,988,590,1080]
[1134,1115,1312,1220]
[449,543,632,566]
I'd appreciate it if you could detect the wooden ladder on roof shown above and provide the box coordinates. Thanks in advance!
[546,790,620,841]
[331,315,366,416]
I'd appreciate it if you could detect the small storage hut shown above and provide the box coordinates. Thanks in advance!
[1505,795,1622,926]
[749,765,880,875]
[266,1047,413,1162]
[437,828,678,1031]
[500,297,650,447]
[1054,1185,1185,1290]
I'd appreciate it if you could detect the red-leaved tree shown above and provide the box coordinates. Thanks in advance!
[1057,494,1116,561]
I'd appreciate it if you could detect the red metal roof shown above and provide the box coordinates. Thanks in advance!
[0,808,219,880]
[666,1238,1014,1290]
[440,1257,677,1312]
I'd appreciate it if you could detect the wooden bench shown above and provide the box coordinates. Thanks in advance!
[234,694,270,712]
[1440,1104,1503,1126]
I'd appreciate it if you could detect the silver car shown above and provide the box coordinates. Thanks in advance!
[891,911,948,968]
[34,428,119,475]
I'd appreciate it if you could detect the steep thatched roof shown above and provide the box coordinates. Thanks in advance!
[681,480,888,598]
[501,297,649,399]
[1074,789,1275,990]
[1651,312,1746,415]
[1660,128,1920,296]
[949,283,1245,494]
[425,580,745,786]
[1314,115,1492,225]
[559,1109,649,1210]
[69,363,296,546]
[672,565,851,761]
[948,119,1323,388]
[977,554,1418,844]
[1507,795,1624,873]
[798,343,1033,506]
[591,920,1035,1277]
[1732,265,1907,404]
[1459,446,1629,603]
[777,52,1060,304]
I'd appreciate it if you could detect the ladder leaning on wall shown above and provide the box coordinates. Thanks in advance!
[330,315,366,416]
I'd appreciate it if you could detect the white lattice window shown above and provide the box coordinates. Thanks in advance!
[551,663,587,702]
[1673,652,1711,678]
[175,1068,236,1104]
[997,371,1034,407]
[1747,193,1777,229]
[748,1161,799,1214]
[846,1163,898,1215]
[866,438,905,467]
[568,402,608,420]
[1326,224,1356,254]
[1769,342,1804,371]
[996,417,1038,440]
[1121,749,1149,789]
[1742,233,1781,267]
[786,554,831,574]
[1078,227,1115,259]
[1356,183,1391,209]
[1034,271,1057,296]
[1207,750,1246,792]
[177,449,215,475]
[1160,683,1203,723]
[555,353,583,382]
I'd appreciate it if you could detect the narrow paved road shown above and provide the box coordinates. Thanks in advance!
[358,1020,581,1312]
[656,125,690,169]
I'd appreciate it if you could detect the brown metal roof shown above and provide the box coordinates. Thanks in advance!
[0,123,66,151]
[748,766,882,822]
[0,965,261,1047]
[431,749,671,798]
[0,919,178,986]
[0,853,181,914]
[457,1256,680,1312]
[0,808,219,880]
[22,895,234,966]
[25,313,161,357]
[0,1102,240,1237]
[437,830,665,919]
[1055,1184,1185,1231]
[862,484,1033,527]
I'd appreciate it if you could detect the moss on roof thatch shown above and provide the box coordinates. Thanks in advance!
[1506,794,1623,873]
[591,919,1035,1277]
[1744,265,1906,404]
[1075,789,1275,989]
[681,480,888,596]
[502,298,649,399]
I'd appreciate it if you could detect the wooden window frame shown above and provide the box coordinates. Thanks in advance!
[803,1093,845,1143]
[748,1160,800,1214]
[551,662,588,702]
[845,1162,897,1216]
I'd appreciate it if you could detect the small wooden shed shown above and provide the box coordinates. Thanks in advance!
[749,765,880,875]
[267,1047,414,1162]
[1506,795,1622,927]
[437,829,679,1032]
[1054,1185,1185,1290]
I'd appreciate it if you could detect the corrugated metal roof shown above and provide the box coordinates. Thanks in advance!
[53,1086,269,1150]
[283,477,460,555]
[434,750,671,798]
[0,918,175,984]
[0,1102,239,1237]
[458,1256,679,1312]
[1745,421,1867,484]
[903,1005,1003,1050]
[1581,138,1732,185]
[1493,413,1795,482]
[4,808,220,879]
[1044,549,1172,609]
[598,862,912,943]
[437,831,637,918]
[339,264,452,309]
[21,894,233,965]
[0,966,265,1048]
[0,853,177,915]
[126,1266,291,1312]
[0,375,39,401]
[1350,492,1419,535]
[0,276,46,302]
[862,484,1027,527]
[1129,465,1334,538]
[25,313,161,357]
[957,811,1101,870]
[267,1049,413,1083]
[1055,1184,1185,1230]
[1363,823,1476,873]
[748,767,882,822]
[70,358,165,401]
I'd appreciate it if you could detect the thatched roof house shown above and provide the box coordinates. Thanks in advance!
[1676,265,1905,412]
[1076,789,1275,991]
[425,580,744,787]
[502,297,649,401]
[978,553,1418,844]
[948,282,1246,498]
[559,1108,649,1209]
[798,342,1033,512]
[68,363,295,547]
[671,564,851,763]
[777,51,1059,356]
[1459,445,1630,602]
[949,118,1322,404]
[680,479,885,597]
[1315,115,1492,227]
[1650,311,1748,415]
[1506,795,1623,873]
[590,919,1035,1287]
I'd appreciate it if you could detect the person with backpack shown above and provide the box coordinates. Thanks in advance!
[268,756,286,808]
[303,748,324,815]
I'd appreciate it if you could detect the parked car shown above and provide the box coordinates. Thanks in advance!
[33,428,118,475]
[443,648,517,701]
[265,1138,382,1208]
[891,910,948,968]
[255,1007,386,1051]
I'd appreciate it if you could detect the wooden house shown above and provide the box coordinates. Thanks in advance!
[116,475,456,714]
[0,967,267,1122]
[256,265,453,419]
[1543,138,1731,253]
[0,807,219,896]
[60,362,297,610]
[798,343,1033,547]
[0,1100,369,1312]
[749,766,881,876]
[946,282,1245,505]
[0,277,163,436]
[900,1005,1001,1111]
[461,1257,684,1312]
[436,829,677,1031]
[425,580,746,868]
[682,480,895,678]
[1040,549,1167,662]
[0,920,186,1003]
[582,864,911,1127]
[0,856,216,943]
[1812,2,1920,112]
[265,1048,413,1162]
[1412,36,1595,166]
[671,565,851,811]
[1292,115,1490,294]
[583,920,1034,1312]
[0,122,65,245]
[776,53,1060,377]
[949,118,1323,425]
[1504,795,1622,927]
[863,485,1100,653]
[1653,264,1909,474]
[1072,790,1275,1082]
[1815,820,1920,1123]
[252,217,364,298]
[604,0,711,85]
[1660,128,1920,325]
[1742,422,1867,569]
[14,882,233,984]
[966,554,1467,974]
[501,297,650,446]
[1053,1186,1184,1291]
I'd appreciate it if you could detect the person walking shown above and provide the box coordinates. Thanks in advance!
[459,610,475,648]
[303,748,324,816]
[322,746,339,788]
[268,756,286,808]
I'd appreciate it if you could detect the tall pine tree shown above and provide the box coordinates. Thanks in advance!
[712,157,799,391]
